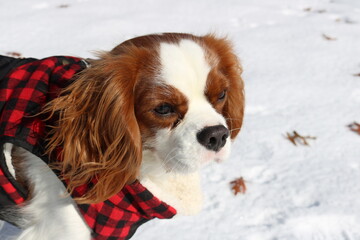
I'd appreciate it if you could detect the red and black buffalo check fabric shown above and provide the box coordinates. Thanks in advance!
[0,56,176,239]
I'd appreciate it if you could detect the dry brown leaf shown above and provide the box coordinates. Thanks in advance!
[353,73,360,77]
[230,177,246,195]
[58,4,69,8]
[286,131,317,146]
[304,7,312,12]
[322,34,337,41]
[348,122,360,135]
[6,51,22,57]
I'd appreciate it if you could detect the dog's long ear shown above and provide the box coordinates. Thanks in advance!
[203,35,245,139]
[45,50,142,204]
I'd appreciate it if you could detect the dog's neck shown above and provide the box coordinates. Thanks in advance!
[139,150,203,215]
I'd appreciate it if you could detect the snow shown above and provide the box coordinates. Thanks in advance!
[1,0,360,239]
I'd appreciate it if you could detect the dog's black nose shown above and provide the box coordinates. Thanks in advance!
[197,125,230,152]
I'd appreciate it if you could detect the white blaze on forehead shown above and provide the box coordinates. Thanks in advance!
[159,39,210,99]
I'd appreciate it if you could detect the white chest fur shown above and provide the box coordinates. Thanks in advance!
[139,150,203,215]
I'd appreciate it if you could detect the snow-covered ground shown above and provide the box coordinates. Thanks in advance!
[1,0,360,239]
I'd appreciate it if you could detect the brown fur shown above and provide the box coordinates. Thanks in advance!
[43,47,148,203]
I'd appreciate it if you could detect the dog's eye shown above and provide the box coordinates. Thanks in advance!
[154,103,175,116]
[218,90,227,101]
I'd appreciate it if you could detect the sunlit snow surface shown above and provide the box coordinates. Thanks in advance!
[1,0,360,239]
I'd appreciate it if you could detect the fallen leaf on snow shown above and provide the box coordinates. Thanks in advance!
[6,51,22,57]
[230,177,246,195]
[322,34,337,41]
[348,122,360,135]
[58,4,69,8]
[286,131,317,146]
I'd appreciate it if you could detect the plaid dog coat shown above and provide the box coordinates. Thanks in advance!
[0,55,176,240]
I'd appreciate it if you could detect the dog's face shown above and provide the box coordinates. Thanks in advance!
[131,36,244,173]
[48,33,244,203]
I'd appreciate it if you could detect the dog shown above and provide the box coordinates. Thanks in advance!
[0,33,244,240]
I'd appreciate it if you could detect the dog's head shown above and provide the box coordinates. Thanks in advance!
[46,33,244,203]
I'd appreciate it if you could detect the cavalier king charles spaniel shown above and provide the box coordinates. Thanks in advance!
[0,33,244,239]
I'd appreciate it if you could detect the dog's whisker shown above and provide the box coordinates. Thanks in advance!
[164,148,178,162]
[229,127,243,132]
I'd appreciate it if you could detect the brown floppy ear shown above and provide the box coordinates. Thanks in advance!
[203,35,245,139]
[45,50,142,204]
